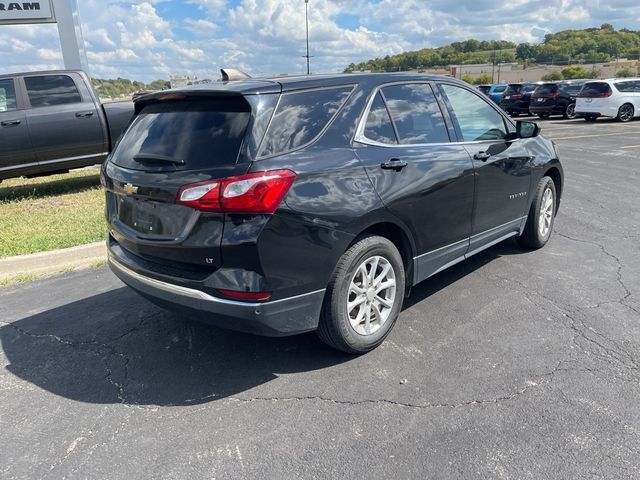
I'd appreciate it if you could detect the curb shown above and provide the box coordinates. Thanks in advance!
[0,242,107,282]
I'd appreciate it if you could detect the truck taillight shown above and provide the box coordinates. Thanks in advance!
[176,170,296,214]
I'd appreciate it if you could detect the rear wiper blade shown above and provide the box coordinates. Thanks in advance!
[133,154,185,165]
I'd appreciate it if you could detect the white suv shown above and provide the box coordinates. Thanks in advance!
[575,78,640,122]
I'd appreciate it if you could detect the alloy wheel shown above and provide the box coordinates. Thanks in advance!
[347,256,397,336]
[566,103,576,119]
[619,104,634,122]
[538,187,554,238]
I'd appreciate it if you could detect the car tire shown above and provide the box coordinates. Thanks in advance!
[317,235,405,354]
[617,103,634,123]
[516,176,557,250]
[584,114,598,122]
[563,103,576,119]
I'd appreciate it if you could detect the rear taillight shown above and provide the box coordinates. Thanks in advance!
[578,92,612,98]
[176,169,296,214]
[511,94,524,100]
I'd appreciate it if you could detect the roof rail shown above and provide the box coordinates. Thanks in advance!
[220,68,251,82]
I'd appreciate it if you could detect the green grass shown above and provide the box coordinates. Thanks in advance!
[0,169,106,258]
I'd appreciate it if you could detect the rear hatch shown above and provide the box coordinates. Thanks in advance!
[500,84,525,106]
[104,89,277,270]
[531,83,559,107]
[576,82,612,111]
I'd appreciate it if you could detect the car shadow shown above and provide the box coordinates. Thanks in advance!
[0,240,526,407]
[0,171,100,202]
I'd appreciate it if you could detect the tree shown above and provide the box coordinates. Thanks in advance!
[542,71,563,81]
[516,43,536,61]
[461,75,475,84]
[615,68,635,78]
[474,75,493,85]
[561,66,592,79]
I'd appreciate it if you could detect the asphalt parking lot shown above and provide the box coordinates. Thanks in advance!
[2,116,640,479]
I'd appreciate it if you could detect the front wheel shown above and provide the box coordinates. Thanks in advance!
[617,103,634,123]
[317,235,405,354]
[516,176,557,249]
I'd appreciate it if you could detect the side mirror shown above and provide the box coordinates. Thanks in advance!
[516,120,540,139]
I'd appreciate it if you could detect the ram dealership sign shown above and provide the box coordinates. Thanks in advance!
[0,1,55,24]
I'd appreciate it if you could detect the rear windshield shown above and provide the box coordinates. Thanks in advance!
[563,84,584,95]
[493,85,507,93]
[580,83,612,97]
[112,97,250,170]
[477,86,491,94]
[505,84,526,94]
[535,84,558,96]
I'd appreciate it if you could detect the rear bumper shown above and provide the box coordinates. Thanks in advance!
[108,254,325,337]
[575,105,618,118]
[529,104,562,114]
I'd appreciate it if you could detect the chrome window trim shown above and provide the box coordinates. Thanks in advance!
[354,80,516,148]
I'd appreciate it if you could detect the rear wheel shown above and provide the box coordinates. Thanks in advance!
[317,235,405,354]
[563,103,576,119]
[617,103,634,123]
[516,176,556,250]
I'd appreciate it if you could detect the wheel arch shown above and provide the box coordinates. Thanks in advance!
[544,166,563,211]
[351,221,416,296]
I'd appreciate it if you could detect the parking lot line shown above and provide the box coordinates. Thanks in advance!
[620,144,640,149]
[549,132,640,141]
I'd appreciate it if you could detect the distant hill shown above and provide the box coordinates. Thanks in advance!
[345,24,640,73]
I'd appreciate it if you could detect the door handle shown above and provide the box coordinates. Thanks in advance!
[473,152,491,162]
[380,158,408,171]
[75,111,94,118]
[1,119,21,127]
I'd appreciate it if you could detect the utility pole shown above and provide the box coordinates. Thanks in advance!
[304,0,311,75]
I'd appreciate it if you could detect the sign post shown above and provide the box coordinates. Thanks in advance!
[0,0,89,73]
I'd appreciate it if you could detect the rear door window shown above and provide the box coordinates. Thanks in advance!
[380,83,450,144]
[258,86,353,157]
[24,75,82,108]
[0,79,17,112]
[440,84,507,142]
[112,97,251,171]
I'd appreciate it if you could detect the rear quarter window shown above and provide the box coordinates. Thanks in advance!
[258,86,353,158]
[614,81,638,93]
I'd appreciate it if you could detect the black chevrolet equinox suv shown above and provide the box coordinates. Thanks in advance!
[103,72,564,353]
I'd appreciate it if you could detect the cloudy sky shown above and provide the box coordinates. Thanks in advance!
[2,0,640,82]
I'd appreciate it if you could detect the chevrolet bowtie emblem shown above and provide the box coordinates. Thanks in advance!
[123,183,138,195]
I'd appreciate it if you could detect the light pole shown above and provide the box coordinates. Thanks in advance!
[304,0,311,75]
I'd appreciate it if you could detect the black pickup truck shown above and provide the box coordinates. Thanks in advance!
[0,70,134,181]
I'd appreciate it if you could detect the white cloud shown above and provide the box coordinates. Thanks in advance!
[1,0,639,81]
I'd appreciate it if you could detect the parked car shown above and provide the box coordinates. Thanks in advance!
[0,70,134,181]
[529,80,586,119]
[476,84,491,95]
[575,78,640,122]
[487,83,508,104]
[103,72,563,354]
[499,83,539,116]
